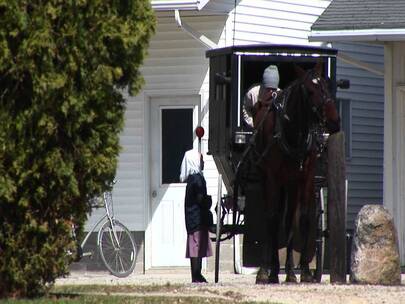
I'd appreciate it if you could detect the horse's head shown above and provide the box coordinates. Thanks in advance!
[268,62,340,164]
[251,62,340,166]
[293,62,340,134]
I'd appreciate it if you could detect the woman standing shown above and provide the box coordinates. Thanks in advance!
[180,149,213,283]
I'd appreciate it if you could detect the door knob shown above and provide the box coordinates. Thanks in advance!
[152,190,157,198]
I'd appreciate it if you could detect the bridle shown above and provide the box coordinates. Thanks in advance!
[250,69,332,169]
[304,70,334,130]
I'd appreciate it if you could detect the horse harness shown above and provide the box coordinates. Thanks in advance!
[245,72,331,171]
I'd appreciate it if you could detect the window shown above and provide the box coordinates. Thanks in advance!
[161,108,193,184]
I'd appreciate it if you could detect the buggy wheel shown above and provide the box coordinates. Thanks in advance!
[98,219,137,278]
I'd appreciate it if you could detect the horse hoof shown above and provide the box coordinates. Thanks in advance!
[300,273,314,283]
[256,274,269,285]
[285,274,297,283]
[255,277,269,284]
[255,268,270,284]
[256,273,269,284]
[268,275,279,284]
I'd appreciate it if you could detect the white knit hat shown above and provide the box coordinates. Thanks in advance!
[262,65,280,88]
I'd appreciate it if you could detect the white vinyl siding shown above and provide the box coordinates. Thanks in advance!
[113,100,146,231]
[227,0,330,46]
[85,96,146,231]
[85,9,229,232]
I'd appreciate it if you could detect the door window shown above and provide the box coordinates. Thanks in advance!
[161,108,193,184]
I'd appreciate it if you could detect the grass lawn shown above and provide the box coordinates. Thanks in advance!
[0,284,277,304]
[1,295,238,303]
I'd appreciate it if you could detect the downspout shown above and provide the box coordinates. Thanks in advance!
[174,9,217,49]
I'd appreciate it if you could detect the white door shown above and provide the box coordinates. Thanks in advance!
[150,96,199,267]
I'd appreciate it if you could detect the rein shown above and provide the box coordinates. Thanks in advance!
[234,91,279,178]
[250,91,280,165]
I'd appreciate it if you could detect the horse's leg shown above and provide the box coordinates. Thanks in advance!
[285,240,297,283]
[285,185,299,283]
[256,196,272,285]
[256,218,270,284]
[267,178,281,284]
[268,213,280,284]
[298,212,313,283]
[255,175,270,285]
[299,166,317,283]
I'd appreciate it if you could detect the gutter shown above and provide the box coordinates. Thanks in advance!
[151,0,210,11]
[174,10,217,49]
[309,28,405,42]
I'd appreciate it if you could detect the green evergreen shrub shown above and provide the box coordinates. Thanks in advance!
[0,0,155,297]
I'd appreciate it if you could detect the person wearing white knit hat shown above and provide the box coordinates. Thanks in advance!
[243,65,281,128]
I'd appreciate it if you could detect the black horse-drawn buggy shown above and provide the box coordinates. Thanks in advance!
[205,44,348,284]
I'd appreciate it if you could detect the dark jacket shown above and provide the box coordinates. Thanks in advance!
[184,173,212,233]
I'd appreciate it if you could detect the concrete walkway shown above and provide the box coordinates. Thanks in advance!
[55,271,405,304]
[56,269,405,286]
[56,269,255,286]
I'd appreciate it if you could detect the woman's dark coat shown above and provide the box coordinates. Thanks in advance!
[184,173,212,233]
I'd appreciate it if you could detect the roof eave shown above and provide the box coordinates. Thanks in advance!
[151,0,210,11]
[309,28,405,42]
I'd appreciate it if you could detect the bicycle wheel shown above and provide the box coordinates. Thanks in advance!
[98,219,137,277]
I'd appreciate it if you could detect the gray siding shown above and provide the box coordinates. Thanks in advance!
[334,42,385,229]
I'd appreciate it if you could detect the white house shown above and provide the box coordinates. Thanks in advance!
[82,0,389,273]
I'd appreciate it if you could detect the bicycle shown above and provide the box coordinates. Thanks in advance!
[72,189,137,277]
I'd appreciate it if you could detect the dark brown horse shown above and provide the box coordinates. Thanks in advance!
[249,62,340,284]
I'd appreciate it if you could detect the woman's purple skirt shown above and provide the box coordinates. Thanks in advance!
[185,229,213,258]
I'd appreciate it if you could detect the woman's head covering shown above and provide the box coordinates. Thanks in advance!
[179,149,203,182]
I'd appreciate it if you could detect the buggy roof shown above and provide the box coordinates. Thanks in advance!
[206,44,338,58]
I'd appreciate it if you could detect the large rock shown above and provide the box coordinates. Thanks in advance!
[350,204,401,285]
